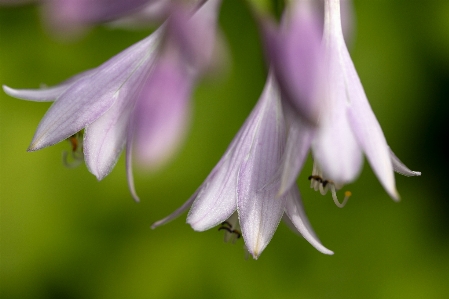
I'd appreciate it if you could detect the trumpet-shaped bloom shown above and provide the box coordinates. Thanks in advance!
[277,0,420,202]
[3,0,222,201]
[152,75,333,259]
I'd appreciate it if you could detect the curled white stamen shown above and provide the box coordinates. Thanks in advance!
[309,162,351,208]
[329,185,351,208]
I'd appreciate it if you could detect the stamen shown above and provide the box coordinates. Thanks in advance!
[219,213,242,244]
[329,185,351,208]
[62,132,84,168]
[308,162,352,208]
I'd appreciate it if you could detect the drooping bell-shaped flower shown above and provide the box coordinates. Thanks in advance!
[277,0,420,203]
[152,75,333,259]
[3,0,223,201]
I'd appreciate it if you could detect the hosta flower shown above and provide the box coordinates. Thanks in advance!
[152,75,333,259]
[3,0,222,201]
[275,0,420,202]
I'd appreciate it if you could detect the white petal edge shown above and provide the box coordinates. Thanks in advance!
[389,147,421,177]
[284,186,334,255]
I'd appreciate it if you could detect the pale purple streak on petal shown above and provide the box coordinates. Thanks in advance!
[389,148,421,177]
[279,102,314,196]
[133,57,191,169]
[284,186,334,255]
[237,76,287,259]
[312,0,362,184]
[2,69,96,102]
[28,30,162,152]
[271,0,324,124]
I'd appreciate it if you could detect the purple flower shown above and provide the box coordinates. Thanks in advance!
[276,0,420,203]
[3,0,222,201]
[152,75,333,259]
[263,0,325,125]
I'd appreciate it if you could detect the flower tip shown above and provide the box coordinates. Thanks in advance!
[249,249,261,260]
[132,194,140,203]
[27,143,40,152]
[128,186,140,203]
[2,85,14,95]
[321,248,334,255]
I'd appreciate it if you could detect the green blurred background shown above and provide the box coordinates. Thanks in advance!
[1,1,448,298]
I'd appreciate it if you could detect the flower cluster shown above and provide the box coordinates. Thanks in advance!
[3,0,420,259]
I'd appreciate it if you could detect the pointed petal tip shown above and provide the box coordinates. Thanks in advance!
[2,85,23,98]
[320,247,334,255]
[130,189,140,203]
[3,85,13,95]
[247,247,261,260]
[150,221,161,230]
[27,143,40,152]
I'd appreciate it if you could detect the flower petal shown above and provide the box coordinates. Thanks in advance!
[126,137,140,202]
[107,0,169,29]
[2,69,96,102]
[186,150,240,231]
[132,55,192,169]
[312,0,363,185]
[28,29,162,151]
[165,0,222,73]
[44,0,151,33]
[187,75,278,232]
[321,0,398,199]
[389,148,421,177]
[284,186,334,255]
[236,75,287,259]
[268,0,325,124]
[279,101,314,196]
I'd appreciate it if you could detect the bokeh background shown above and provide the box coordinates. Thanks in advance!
[1,1,448,298]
